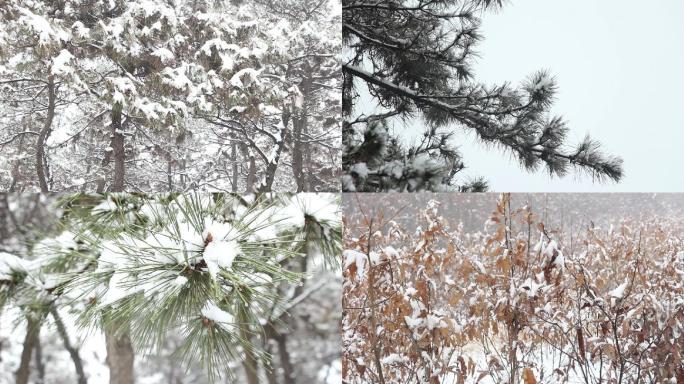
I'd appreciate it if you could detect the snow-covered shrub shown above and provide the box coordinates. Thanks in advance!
[343,194,684,384]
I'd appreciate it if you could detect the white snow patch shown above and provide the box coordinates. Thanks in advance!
[381,353,408,365]
[51,49,74,76]
[151,47,174,63]
[277,194,339,229]
[162,67,192,90]
[609,281,629,299]
[229,68,261,88]
[202,220,233,242]
[0,252,29,280]
[203,240,239,280]
[173,275,188,287]
[343,249,367,277]
[201,301,234,329]
[350,163,369,179]
[92,196,118,213]
[91,196,118,214]
[520,277,544,298]
[18,7,68,45]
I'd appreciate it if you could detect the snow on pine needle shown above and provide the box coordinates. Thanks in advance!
[22,192,343,381]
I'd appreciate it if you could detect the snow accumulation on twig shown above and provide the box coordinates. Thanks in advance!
[201,300,235,329]
[203,239,240,280]
[0,252,30,280]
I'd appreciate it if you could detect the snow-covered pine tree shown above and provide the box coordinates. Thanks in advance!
[0,3,90,192]
[73,0,193,192]
[0,0,192,192]
[0,1,341,193]
[190,0,342,193]
[1,193,341,383]
[342,0,624,192]
[184,2,289,193]
[255,0,342,192]
[0,198,91,384]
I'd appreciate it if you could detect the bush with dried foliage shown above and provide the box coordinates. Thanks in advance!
[343,194,684,384]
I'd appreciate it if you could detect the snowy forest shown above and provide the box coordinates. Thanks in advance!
[0,0,341,193]
[342,0,623,192]
[0,193,342,384]
[343,193,684,383]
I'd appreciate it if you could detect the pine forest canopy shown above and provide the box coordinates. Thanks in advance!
[0,0,341,193]
[342,0,624,192]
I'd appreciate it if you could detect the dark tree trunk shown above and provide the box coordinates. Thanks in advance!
[102,212,134,384]
[16,316,40,384]
[51,305,88,384]
[34,333,45,384]
[291,116,305,192]
[105,326,135,384]
[0,193,10,241]
[231,141,239,192]
[167,159,174,191]
[257,112,290,194]
[111,103,125,191]
[95,144,112,193]
[36,75,56,193]
[238,306,260,384]
[276,334,295,384]
[264,342,277,384]
[96,116,118,193]
[292,75,312,192]
[303,119,315,190]
[242,143,256,193]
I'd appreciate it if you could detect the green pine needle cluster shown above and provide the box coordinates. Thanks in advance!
[1,192,341,382]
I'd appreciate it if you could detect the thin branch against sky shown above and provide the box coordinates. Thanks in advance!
[464,0,684,191]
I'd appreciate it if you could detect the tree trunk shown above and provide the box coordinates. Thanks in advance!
[276,334,295,384]
[303,118,315,191]
[264,343,277,384]
[111,103,125,191]
[291,116,304,192]
[105,326,135,384]
[36,75,56,193]
[238,306,260,384]
[103,104,134,384]
[34,333,45,384]
[167,159,174,191]
[96,139,113,193]
[16,316,41,384]
[292,75,312,192]
[51,305,88,384]
[257,112,290,193]
[241,143,256,193]
[0,193,10,241]
[231,141,239,192]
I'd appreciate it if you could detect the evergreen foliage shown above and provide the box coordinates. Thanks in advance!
[0,193,341,382]
[342,0,623,191]
[0,0,341,192]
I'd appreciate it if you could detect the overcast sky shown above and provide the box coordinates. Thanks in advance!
[394,0,684,192]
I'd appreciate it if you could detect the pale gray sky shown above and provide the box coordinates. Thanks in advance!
[392,0,684,191]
